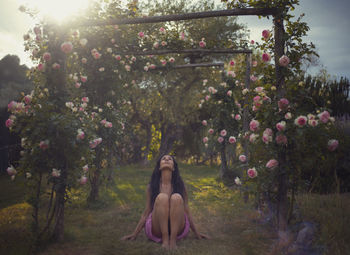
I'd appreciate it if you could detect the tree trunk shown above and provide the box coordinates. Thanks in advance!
[158,124,179,158]
[88,167,101,203]
[220,142,228,179]
[52,170,66,242]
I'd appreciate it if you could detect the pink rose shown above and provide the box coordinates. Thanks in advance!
[249,120,260,132]
[43,52,51,62]
[220,129,227,137]
[52,168,61,177]
[60,42,73,54]
[208,129,214,135]
[82,97,89,103]
[255,87,264,93]
[276,135,287,145]
[37,63,45,71]
[52,63,60,70]
[262,29,270,39]
[159,27,166,33]
[199,40,206,48]
[249,133,259,143]
[81,76,87,83]
[82,165,89,173]
[263,128,273,136]
[202,120,207,126]
[227,90,232,96]
[285,112,292,119]
[250,40,255,44]
[327,139,339,151]
[218,137,224,143]
[252,60,258,67]
[247,167,257,178]
[318,111,330,123]
[294,116,308,127]
[5,119,14,128]
[239,155,247,162]
[149,64,156,69]
[138,31,145,38]
[169,57,175,63]
[115,55,121,61]
[39,140,49,150]
[253,95,261,102]
[279,55,290,67]
[276,121,286,132]
[80,176,88,185]
[24,95,32,104]
[228,136,236,144]
[7,165,17,176]
[75,82,81,88]
[203,137,209,143]
[266,159,278,169]
[81,58,87,64]
[8,101,17,111]
[278,98,289,110]
[262,53,271,62]
[229,60,235,66]
[235,114,241,121]
[308,119,318,127]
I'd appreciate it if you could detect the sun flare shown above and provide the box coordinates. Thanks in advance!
[18,0,91,23]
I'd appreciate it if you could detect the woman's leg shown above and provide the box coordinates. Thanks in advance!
[152,193,170,248]
[169,193,185,249]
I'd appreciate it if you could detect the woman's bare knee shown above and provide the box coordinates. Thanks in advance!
[155,193,169,206]
[170,193,184,206]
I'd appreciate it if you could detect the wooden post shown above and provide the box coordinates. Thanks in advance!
[243,53,251,158]
[274,12,288,233]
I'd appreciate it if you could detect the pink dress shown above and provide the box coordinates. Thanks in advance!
[144,212,190,243]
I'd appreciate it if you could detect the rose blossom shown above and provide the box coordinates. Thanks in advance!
[278,98,289,110]
[249,133,259,143]
[203,137,209,143]
[5,119,14,128]
[262,29,270,39]
[39,140,49,150]
[266,159,278,169]
[227,90,232,96]
[239,155,247,162]
[279,55,290,67]
[115,55,121,61]
[247,167,258,178]
[294,116,307,127]
[138,31,145,38]
[262,52,271,62]
[235,177,242,185]
[60,42,73,54]
[249,120,260,132]
[229,60,235,66]
[52,168,61,177]
[208,128,214,134]
[7,165,17,176]
[308,119,318,127]
[228,136,236,144]
[327,139,339,151]
[79,38,88,46]
[235,114,241,121]
[318,110,330,123]
[43,52,51,62]
[81,76,87,83]
[199,40,206,48]
[220,129,227,137]
[276,121,286,132]
[202,120,207,126]
[83,165,89,173]
[80,176,88,185]
[285,112,292,119]
[82,97,89,103]
[217,136,224,143]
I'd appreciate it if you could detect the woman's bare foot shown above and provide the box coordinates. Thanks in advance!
[162,240,170,249]
[169,240,177,250]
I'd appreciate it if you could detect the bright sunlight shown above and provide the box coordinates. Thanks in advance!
[18,0,91,22]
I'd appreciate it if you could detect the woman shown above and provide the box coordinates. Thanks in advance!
[122,155,208,249]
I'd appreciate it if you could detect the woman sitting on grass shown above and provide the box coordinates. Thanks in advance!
[122,154,209,249]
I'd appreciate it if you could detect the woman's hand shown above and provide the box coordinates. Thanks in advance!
[195,232,210,239]
[121,233,137,241]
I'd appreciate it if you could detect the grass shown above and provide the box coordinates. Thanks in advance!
[4,164,350,254]
[296,193,350,255]
[0,164,276,255]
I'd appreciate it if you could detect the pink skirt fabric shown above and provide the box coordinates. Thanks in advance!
[144,212,190,243]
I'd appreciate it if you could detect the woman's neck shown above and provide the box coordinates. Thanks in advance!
[160,169,172,185]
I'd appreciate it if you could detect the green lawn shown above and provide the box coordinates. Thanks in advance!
[3,164,349,255]
[0,164,276,255]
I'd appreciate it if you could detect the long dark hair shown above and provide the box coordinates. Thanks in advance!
[149,155,185,208]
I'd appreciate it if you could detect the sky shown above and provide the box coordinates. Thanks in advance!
[0,0,349,80]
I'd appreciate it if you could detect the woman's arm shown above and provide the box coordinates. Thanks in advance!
[183,186,209,239]
[121,185,152,240]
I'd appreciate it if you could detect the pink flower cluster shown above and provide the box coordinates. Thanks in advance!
[61,42,73,54]
[266,159,278,169]
[327,139,339,151]
[91,48,101,59]
[249,120,260,132]
[77,129,85,140]
[279,55,290,67]
[89,138,102,148]
[262,128,273,144]
[100,119,113,128]
[239,155,247,162]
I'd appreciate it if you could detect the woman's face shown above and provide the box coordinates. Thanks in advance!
[159,155,174,171]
